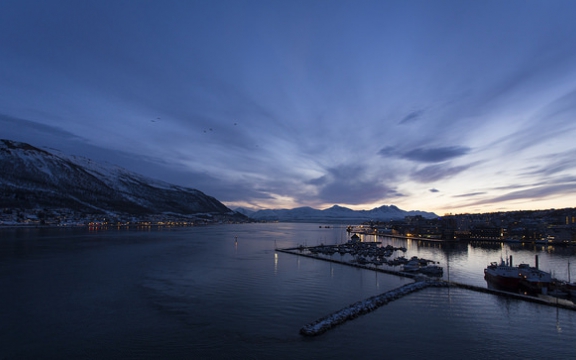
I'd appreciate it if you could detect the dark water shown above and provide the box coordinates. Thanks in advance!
[1,223,575,359]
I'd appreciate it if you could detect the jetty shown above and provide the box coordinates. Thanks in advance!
[300,279,447,336]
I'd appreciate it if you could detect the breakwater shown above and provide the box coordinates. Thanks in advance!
[300,280,448,336]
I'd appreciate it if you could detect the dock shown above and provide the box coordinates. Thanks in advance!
[275,247,418,279]
[448,282,576,310]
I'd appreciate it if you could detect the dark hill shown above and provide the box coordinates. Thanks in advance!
[0,139,235,217]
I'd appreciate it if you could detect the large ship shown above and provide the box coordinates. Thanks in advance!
[484,255,522,289]
[484,255,551,294]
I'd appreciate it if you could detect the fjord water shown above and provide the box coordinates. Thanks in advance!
[1,223,575,359]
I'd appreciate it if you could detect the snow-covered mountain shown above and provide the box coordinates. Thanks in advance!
[247,204,438,223]
[234,207,256,217]
[0,139,235,217]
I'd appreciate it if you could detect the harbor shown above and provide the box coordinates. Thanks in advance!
[277,241,576,337]
[285,236,443,277]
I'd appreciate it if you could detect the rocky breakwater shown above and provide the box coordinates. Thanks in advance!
[300,279,448,336]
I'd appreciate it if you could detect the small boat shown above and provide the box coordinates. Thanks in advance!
[402,256,443,277]
[402,257,420,272]
[419,265,443,276]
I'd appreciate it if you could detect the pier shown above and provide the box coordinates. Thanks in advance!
[276,247,419,278]
[276,243,443,278]
[449,282,576,311]
[381,233,449,243]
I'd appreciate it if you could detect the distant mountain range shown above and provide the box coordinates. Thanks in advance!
[0,139,238,218]
[235,204,438,223]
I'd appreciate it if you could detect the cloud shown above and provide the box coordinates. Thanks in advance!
[520,149,576,178]
[399,110,424,124]
[378,146,396,157]
[453,192,486,198]
[465,183,576,207]
[411,163,476,183]
[402,146,471,163]
[490,184,531,191]
[429,188,440,193]
[306,165,402,205]
[378,146,471,163]
[454,174,576,209]
[498,88,576,155]
[0,114,83,143]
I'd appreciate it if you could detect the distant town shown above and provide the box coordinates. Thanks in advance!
[0,208,247,228]
[359,207,576,245]
[1,206,575,245]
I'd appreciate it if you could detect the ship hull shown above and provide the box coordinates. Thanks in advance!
[484,272,521,287]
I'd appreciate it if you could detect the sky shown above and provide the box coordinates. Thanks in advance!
[1,0,576,215]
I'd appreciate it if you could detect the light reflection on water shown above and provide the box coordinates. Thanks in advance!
[0,223,575,359]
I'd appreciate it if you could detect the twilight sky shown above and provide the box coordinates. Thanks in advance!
[2,0,576,215]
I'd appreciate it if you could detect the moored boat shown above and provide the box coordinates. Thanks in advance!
[402,256,443,277]
[484,256,521,289]
[484,255,552,294]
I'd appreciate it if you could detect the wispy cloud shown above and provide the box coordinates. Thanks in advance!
[410,162,477,183]
[403,146,471,163]
[453,191,486,198]
[307,165,402,205]
[399,109,424,124]
[499,88,576,155]
[520,149,576,178]
[0,114,83,142]
[379,146,471,163]
[462,181,576,208]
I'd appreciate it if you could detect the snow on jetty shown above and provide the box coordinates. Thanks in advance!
[300,279,448,336]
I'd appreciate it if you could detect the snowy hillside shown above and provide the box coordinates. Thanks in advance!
[0,139,234,217]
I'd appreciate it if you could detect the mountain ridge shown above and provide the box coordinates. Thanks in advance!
[236,204,438,223]
[0,139,236,219]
